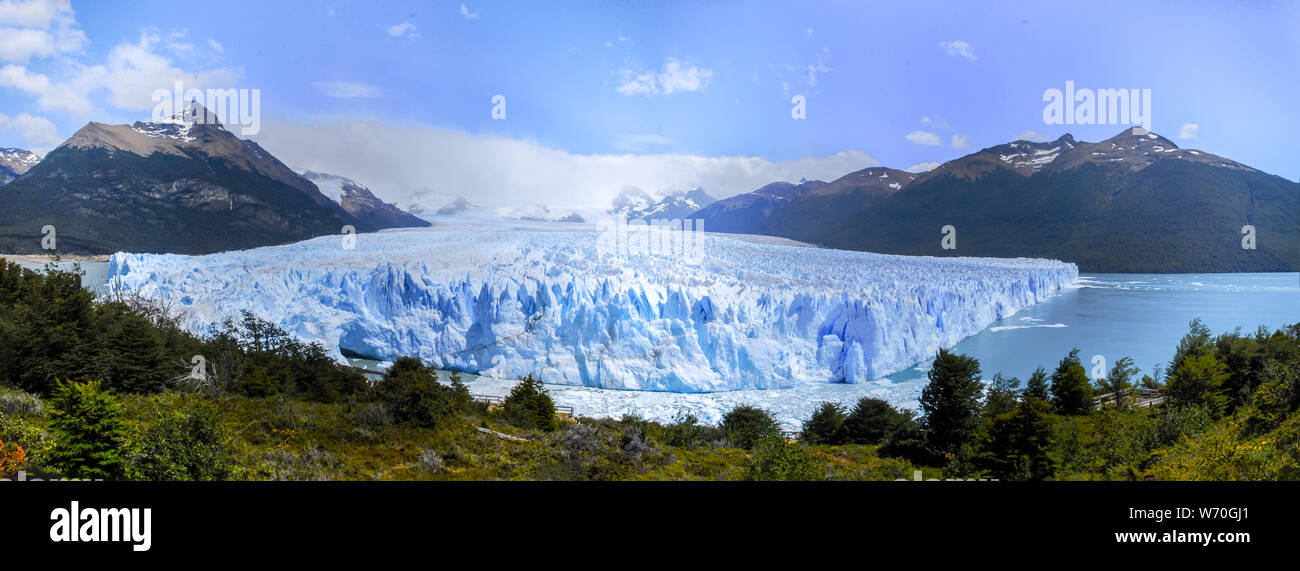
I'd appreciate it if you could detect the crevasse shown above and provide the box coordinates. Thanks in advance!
[107,226,1077,392]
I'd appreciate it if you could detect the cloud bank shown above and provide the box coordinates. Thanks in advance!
[254,118,878,209]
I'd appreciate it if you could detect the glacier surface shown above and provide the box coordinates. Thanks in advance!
[106,217,1077,393]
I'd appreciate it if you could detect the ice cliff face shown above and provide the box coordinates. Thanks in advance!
[107,222,1077,392]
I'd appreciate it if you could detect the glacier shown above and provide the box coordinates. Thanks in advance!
[106,217,1077,393]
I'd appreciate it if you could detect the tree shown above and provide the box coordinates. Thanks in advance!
[983,373,1021,417]
[843,396,911,445]
[373,357,456,428]
[720,405,780,450]
[1166,318,1213,380]
[1049,349,1093,415]
[47,380,127,480]
[982,397,1057,480]
[919,349,983,457]
[502,374,557,431]
[1166,353,1230,418]
[1095,356,1140,410]
[800,401,847,445]
[1024,367,1050,401]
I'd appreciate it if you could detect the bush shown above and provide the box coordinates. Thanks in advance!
[720,405,780,450]
[502,374,557,432]
[127,397,236,481]
[663,411,711,449]
[744,436,822,481]
[0,413,51,468]
[801,401,847,445]
[47,380,127,480]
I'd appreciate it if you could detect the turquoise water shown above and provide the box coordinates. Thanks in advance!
[882,272,1300,384]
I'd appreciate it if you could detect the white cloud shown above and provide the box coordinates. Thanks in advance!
[805,27,813,37]
[940,40,977,61]
[617,58,712,97]
[253,118,880,209]
[0,110,59,146]
[1012,130,1043,142]
[951,134,970,149]
[0,29,240,118]
[611,133,674,152]
[604,40,614,48]
[0,0,83,64]
[313,81,383,99]
[207,39,223,53]
[0,0,67,28]
[459,3,478,20]
[904,130,941,146]
[905,161,940,173]
[1179,123,1199,140]
[387,21,418,39]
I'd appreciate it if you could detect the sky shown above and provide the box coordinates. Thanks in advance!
[1,0,1297,208]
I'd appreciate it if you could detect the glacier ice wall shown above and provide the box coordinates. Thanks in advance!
[107,224,1077,392]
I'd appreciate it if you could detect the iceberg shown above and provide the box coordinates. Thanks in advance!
[107,219,1077,392]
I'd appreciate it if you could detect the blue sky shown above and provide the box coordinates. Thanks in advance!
[1,0,1297,206]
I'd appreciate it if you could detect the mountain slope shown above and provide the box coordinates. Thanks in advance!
[0,103,360,255]
[691,179,827,234]
[814,128,1297,272]
[616,187,717,220]
[764,166,916,243]
[299,171,430,232]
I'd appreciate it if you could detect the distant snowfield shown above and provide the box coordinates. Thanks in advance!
[107,214,1077,396]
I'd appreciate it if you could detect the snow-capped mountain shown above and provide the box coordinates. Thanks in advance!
[497,204,586,223]
[108,222,1077,392]
[608,186,656,216]
[782,128,1298,272]
[436,197,474,215]
[690,178,827,234]
[0,101,358,255]
[0,148,39,184]
[298,170,430,231]
[611,186,717,221]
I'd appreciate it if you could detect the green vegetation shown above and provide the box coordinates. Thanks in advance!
[1,263,1297,481]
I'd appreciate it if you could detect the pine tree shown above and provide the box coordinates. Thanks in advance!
[843,396,911,445]
[983,372,1021,417]
[47,380,127,480]
[919,349,983,457]
[1024,367,1050,401]
[1096,356,1140,410]
[800,401,847,445]
[1050,349,1093,415]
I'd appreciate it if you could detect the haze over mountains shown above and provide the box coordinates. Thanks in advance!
[0,102,426,255]
[688,127,1298,273]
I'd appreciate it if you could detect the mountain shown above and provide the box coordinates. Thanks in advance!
[0,101,359,255]
[298,170,430,231]
[763,167,916,242]
[0,148,39,184]
[609,186,656,216]
[614,186,717,221]
[690,178,827,234]
[787,128,1298,272]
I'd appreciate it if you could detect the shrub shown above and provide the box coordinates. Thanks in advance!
[720,405,780,450]
[664,411,711,449]
[744,436,822,481]
[502,374,557,432]
[47,380,127,480]
[0,413,51,468]
[801,401,847,445]
[127,397,236,481]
